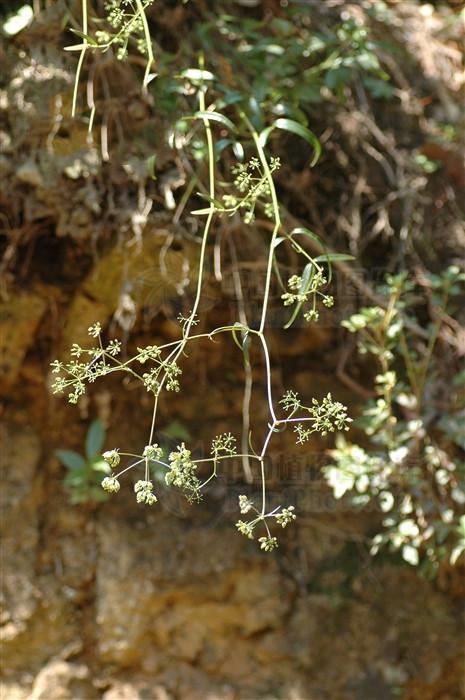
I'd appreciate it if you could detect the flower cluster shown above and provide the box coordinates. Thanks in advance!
[99,0,156,59]
[51,325,126,404]
[103,449,120,468]
[166,443,200,498]
[294,423,312,445]
[308,393,352,436]
[258,536,278,552]
[211,433,237,458]
[142,368,160,392]
[275,506,296,528]
[280,390,302,414]
[143,444,163,461]
[101,476,121,493]
[235,495,297,549]
[137,345,161,363]
[281,268,333,324]
[236,520,254,539]
[220,157,281,224]
[134,480,157,505]
[238,494,254,514]
[166,362,182,392]
[88,323,102,338]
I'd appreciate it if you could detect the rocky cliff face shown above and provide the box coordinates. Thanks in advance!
[1,408,464,699]
[1,258,464,698]
[1,2,464,698]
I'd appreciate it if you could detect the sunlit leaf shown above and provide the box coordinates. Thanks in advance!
[180,68,215,81]
[313,253,355,263]
[193,111,237,132]
[260,119,321,166]
[3,4,33,36]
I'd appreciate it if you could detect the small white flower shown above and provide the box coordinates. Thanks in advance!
[101,476,120,494]
[103,449,120,468]
[402,544,419,566]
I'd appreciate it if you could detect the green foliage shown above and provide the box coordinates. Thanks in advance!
[55,420,110,504]
[324,267,465,574]
[194,12,393,124]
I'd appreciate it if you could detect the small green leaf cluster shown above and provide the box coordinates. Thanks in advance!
[55,420,110,504]
[190,13,394,130]
[324,267,465,574]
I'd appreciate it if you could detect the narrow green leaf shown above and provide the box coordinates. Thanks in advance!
[69,28,99,45]
[193,111,237,132]
[231,324,249,354]
[273,119,321,166]
[313,253,355,262]
[289,227,322,246]
[196,192,224,207]
[272,254,286,292]
[272,236,285,249]
[147,154,157,180]
[215,138,233,156]
[232,141,245,161]
[55,449,86,471]
[85,420,105,460]
[191,207,215,216]
[258,125,274,149]
[64,43,90,52]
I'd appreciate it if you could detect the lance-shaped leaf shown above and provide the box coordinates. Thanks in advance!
[192,111,237,133]
[259,119,321,166]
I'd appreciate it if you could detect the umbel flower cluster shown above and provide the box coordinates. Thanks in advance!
[282,271,334,323]
[220,156,281,224]
[50,325,182,404]
[51,101,353,552]
[93,382,350,551]
[53,318,351,550]
[236,496,296,551]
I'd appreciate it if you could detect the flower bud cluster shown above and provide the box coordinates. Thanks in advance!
[103,450,120,468]
[275,506,296,528]
[258,536,278,552]
[134,480,157,505]
[101,476,121,493]
[143,444,163,461]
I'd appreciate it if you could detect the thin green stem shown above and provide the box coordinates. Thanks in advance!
[72,0,89,117]
[134,0,155,90]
